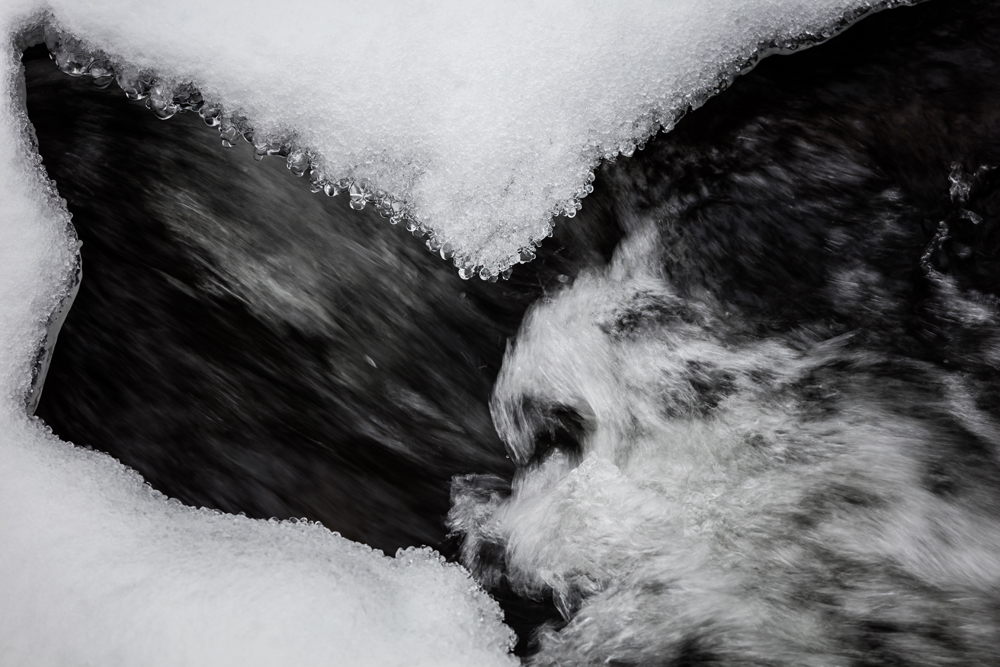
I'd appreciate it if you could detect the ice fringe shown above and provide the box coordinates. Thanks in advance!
[30,1,916,281]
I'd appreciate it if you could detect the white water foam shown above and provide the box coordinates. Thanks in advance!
[0,0,913,664]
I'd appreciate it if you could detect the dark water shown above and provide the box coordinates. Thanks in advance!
[26,0,1000,662]
[23,43,620,651]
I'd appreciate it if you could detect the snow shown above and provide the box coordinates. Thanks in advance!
[0,0,911,664]
[17,0,907,277]
[0,16,516,667]
[0,417,517,667]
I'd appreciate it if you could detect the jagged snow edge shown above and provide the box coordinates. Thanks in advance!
[29,1,917,281]
[0,18,518,667]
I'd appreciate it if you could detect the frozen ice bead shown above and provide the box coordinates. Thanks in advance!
[146,81,179,120]
[286,150,310,176]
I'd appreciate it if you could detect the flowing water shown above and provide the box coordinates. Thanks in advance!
[24,0,1000,663]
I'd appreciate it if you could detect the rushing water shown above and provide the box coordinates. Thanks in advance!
[23,0,1000,663]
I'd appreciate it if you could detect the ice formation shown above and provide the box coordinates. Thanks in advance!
[11,0,910,277]
[0,0,915,663]
[0,423,517,666]
[1,14,517,667]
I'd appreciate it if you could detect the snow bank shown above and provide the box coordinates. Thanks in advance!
[0,0,913,664]
[1,14,516,667]
[0,420,516,667]
[16,0,908,277]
